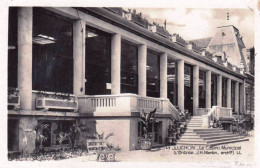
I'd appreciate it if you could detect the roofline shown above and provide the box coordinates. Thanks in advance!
[188,37,212,42]
[217,25,239,31]
[75,7,245,80]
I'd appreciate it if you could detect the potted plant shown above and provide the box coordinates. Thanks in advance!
[67,121,89,148]
[213,118,218,128]
[139,108,157,150]
[167,121,177,145]
[33,123,49,154]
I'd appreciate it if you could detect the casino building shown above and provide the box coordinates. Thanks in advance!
[7,7,254,152]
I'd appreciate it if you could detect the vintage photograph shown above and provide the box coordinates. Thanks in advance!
[6,6,255,164]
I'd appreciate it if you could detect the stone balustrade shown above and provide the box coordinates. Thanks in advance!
[77,93,179,115]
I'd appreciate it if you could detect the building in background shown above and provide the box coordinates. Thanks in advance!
[7,7,254,153]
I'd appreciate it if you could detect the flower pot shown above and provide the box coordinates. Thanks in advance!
[213,122,218,128]
[209,121,214,128]
[168,137,173,144]
[140,139,152,150]
[177,128,181,134]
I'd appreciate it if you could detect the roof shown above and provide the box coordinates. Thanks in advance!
[76,8,246,79]
[189,37,212,49]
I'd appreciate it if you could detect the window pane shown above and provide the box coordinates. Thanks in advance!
[8,7,18,88]
[121,40,138,94]
[147,50,160,97]
[32,8,73,93]
[222,77,227,107]
[211,74,217,106]
[184,64,193,114]
[199,70,206,108]
[167,57,178,105]
[85,26,111,95]
[231,81,236,113]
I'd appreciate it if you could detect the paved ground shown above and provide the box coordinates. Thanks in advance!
[59,131,255,164]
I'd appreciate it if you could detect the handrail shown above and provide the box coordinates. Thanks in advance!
[167,100,181,120]
[206,106,218,121]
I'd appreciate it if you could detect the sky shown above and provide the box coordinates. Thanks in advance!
[126,8,255,49]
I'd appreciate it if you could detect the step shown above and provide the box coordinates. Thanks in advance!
[193,128,223,131]
[182,133,198,136]
[195,130,227,134]
[188,122,202,124]
[180,135,202,139]
[208,138,249,146]
[176,141,207,145]
[202,134,238,140]
[187,127,203,129]
[206,136,245,143]
[178,138,205,142]
[188,121,202,123]
[188,119,202,121]
[194,130,225,133]
[191,116,203,118]
[187,124,203,126]
[199,132,234,137]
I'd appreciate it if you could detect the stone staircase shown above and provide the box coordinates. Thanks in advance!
[176,116,249,146]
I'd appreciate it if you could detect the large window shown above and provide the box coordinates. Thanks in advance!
[121,40,138,94]
[32,8,73,93]
[8,7,18,88]
[39,120,75,147]
[231,81,236,113]
[146,50,160,97]
[167,57,178,105]
[184,64,193,114]
[199,70,206,108]
[222,77,227,107]
[85,26,111,95]
[211,74,217,106]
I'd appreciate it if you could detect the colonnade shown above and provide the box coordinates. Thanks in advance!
[16,8,245,115]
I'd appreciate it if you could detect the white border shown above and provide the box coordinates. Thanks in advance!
[0,0,259,168]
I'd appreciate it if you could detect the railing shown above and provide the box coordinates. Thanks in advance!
[137,97,161,109]
[167,101,181,120]
[215,107,233,119]
[77,94,167,114]
[191,44,201,53]
[207,106,232,120]
[155,25,170,38]
[77,94,183,120]
[197,108,211,116]
[131,14,149,28]
[171,34,186,46]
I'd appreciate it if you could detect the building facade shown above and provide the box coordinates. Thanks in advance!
[8,7,254,152]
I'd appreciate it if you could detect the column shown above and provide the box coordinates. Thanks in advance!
[234,81,239,114]
[111,34,121,94]
[217,75,222,106]
[18,7,32,110]
[73,20,85,96]
[205,70,211,108]
[160,53,167,98]
[193,65,199,115]
[177,60,184,112]
[227,78,231,108]
[138,44,147,97]
[239,82,245,114]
